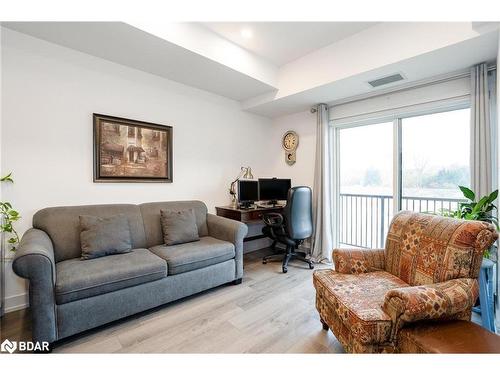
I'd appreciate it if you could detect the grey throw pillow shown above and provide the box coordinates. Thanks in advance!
[79,214,133,260]
[160,208,200,246]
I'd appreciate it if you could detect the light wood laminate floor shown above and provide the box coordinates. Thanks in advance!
[1,249,344,353]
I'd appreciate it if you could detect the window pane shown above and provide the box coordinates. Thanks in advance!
[401,108,470,213]
[338,122,393,248]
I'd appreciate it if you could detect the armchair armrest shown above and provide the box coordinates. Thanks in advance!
[383,278,478,340]
[12,228,57,343]
[206,214,248,280]
[333,248,385,274]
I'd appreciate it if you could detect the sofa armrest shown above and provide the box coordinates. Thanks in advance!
[206,213,248,280]
[12,228,57,343]
[383,278,478,340]
[333,248,385,274]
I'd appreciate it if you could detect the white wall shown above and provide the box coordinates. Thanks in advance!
[0,28,274,311]
[269,110,316,188]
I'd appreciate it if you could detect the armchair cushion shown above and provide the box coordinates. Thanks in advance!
[383,278,478,339]
[333,248,385,274]
[313,269,408,345]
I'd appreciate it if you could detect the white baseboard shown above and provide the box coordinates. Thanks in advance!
[4,292,28,313]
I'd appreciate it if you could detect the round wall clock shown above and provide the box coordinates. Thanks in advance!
[282,130,299,165]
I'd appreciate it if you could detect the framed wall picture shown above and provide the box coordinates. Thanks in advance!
[93,113,173,182]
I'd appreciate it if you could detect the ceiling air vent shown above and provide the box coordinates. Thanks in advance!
[368,73,404,88]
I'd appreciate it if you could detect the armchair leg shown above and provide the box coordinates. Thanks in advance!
[320,318,329,330]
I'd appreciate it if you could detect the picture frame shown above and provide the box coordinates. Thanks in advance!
[93,113,173,183]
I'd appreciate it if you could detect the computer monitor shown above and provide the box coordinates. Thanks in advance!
[238,180,259,208]
[258,178,291,205]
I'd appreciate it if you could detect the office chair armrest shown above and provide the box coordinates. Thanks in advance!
[262,213,284,227]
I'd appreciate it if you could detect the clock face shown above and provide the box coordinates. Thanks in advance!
[283,131,298,151]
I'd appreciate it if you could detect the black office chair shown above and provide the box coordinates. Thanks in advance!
[262,186,314,273]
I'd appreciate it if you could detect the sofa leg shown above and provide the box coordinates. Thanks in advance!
[232,278,242,285]
[320,318,329,330]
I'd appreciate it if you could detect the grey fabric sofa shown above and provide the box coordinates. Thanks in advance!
[12,201,247,345]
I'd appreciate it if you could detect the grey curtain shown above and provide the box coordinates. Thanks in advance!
[471,63,492,198]
[311,103,334,262]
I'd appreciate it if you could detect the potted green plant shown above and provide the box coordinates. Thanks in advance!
[0,172,21,250]
[0,172,20,317]
[440,186,498,258]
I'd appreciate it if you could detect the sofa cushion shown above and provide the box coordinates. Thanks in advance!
[313,269,409,345]
[149,236,235,275]
[160,208,200,246]
[79,214,133,260]
[33,204,147,262]
[55,249,167,304]
[139,201,209,248]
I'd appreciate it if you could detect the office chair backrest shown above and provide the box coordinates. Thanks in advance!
[284,186,313,240]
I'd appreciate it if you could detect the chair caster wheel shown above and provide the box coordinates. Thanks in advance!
[282,267,288,273]
[309,263,314,269]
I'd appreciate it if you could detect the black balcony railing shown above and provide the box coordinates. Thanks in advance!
[339,193,464,249]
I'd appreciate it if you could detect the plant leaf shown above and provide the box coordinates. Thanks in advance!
[487,190,498,204]
[459,186,475,201]
[0,172,13,183]
[472,196,489,214]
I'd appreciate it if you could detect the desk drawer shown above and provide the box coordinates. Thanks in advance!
[242,208,283,222]
[241,210,264,222]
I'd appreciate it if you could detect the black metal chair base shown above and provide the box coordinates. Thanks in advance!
[262,246,314,273]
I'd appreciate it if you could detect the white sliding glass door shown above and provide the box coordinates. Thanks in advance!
[338,122,394,248]
[401,108,470,213]
[335,107,470,249]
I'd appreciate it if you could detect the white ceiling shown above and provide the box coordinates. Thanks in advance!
[3,22,499,118]
[242,30,499,117]
[2,22,277,101]
[201,22,377,66]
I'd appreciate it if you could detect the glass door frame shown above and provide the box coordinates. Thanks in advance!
[331,100,470,248]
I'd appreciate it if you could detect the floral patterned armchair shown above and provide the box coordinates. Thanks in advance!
[313,211,497,353]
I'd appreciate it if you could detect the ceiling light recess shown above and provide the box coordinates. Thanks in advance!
[240,28,253,39]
